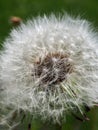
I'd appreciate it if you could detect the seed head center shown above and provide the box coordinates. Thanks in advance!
[33,52,73,85]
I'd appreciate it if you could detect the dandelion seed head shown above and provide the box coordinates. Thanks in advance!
[0,14,98,124]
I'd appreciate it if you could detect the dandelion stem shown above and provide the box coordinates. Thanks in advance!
[40,122,62,130]
[55,124,62,130]
[28,123,31,130]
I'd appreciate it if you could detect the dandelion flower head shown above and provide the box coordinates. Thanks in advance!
[0,14,98,123]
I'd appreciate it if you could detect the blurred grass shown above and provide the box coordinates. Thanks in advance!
[0,0,98,130]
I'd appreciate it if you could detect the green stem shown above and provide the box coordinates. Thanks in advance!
[40,122,62,130]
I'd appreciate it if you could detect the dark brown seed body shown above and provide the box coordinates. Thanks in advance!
[33,52,73,85]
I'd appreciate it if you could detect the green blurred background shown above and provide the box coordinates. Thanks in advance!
[0,0,98,130]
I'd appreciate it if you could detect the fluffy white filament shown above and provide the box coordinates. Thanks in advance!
[0,14,98,124]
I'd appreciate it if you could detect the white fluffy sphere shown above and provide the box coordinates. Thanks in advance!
[0,14,98,124]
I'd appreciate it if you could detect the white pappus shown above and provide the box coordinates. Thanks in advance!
[0,13,98,127]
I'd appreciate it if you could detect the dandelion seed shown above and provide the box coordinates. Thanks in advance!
[0,13,98,128]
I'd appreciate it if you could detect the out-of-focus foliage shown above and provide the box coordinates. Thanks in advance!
[0,0,98,42]
[0,0,98,130]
